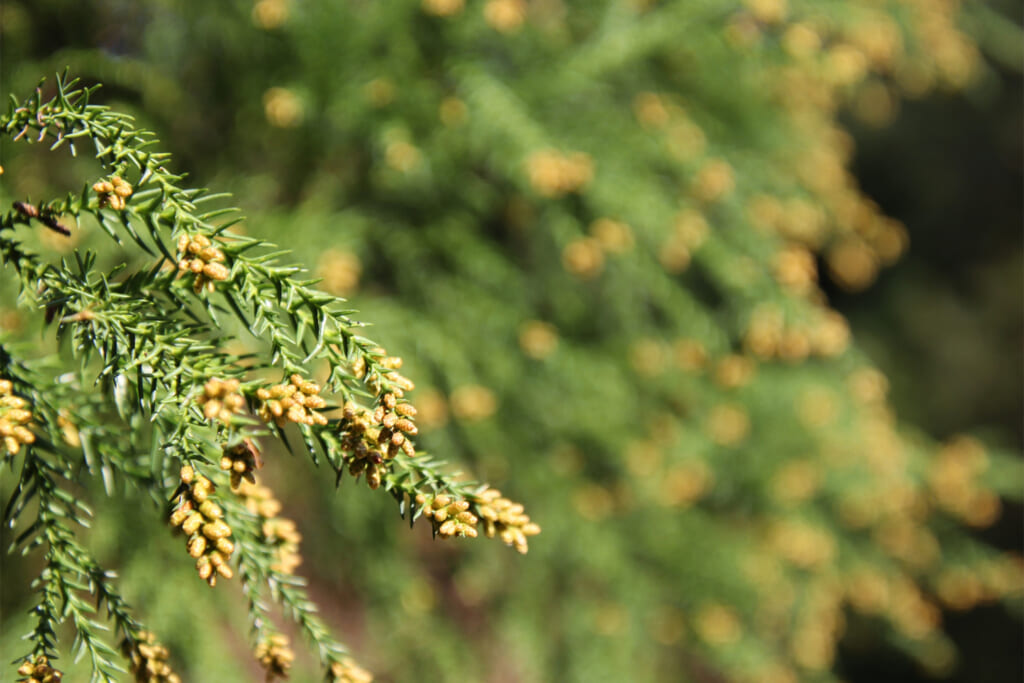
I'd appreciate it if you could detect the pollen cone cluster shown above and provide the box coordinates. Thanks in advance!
[329,658,374,683]
[415,493,479,538]
[0,379,35,455]
[472,487,541,554]
[340,397,417,489]
[257,374,328,427]
[236,478,303,574]
[93,175,132,211]
[198,378,247,423]
[220,438,262,489]
[255,634,295,681]
[176,233,230,293]
[16,655,62,683]
[121,631,181,683]
[169,466,234,586]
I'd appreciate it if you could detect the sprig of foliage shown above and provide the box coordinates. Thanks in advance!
[2,74,537,681]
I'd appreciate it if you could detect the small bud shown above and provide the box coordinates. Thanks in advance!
[197,556,213,580]
[199,500,223,519]
[367,463,381,489]
[188,535,207,558]
[203,262,230,281]
[169,507,190,527]
[182,512,203,535]
[202,520,232,540]
[204,400,223,419]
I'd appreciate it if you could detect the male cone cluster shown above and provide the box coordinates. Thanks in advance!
[472,487,541,554]
[93,175,132,211]
[0,379,35,455]
[169,466,234,586]
[255,634,295,681]
[340,396,417,490]
[16,655,62,683]
[197,377,247,423]
[122,631,181,683]
[236,479,303,574]
[220,438,262,489]
[257,374,328,427]
[176,233,230,293]
[416,493,479,538]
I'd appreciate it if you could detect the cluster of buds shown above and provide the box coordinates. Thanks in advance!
[339,397,417,489]
[169,466,234,586]
[415,493,479,538]
[16,655,62,683]
[237,479,283,518]
[93,176,133,210]
[236,479,302,574]
[197,378,247,423]
[257,375,328,427]
[255,634,295,681]
[329,658,373,683]
[176,233,230,293]
[264,517,303,574]
[0,379,35,455]
[472,487,541,554]
[122,631,181,683]
[220,439,262,489]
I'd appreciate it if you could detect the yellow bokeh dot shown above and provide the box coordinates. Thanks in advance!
[252,0,289,29]
[484,0,527,33]
[518,320,559,360]
[422,0,464,17]
[695,603,743,646]
[263,87,304,128]
[316,249,362,296]
[450,384,498,421]
[707,403,750,446]
[590,218,635,254]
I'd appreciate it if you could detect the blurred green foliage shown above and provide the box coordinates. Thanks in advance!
[2,1,1022,681]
